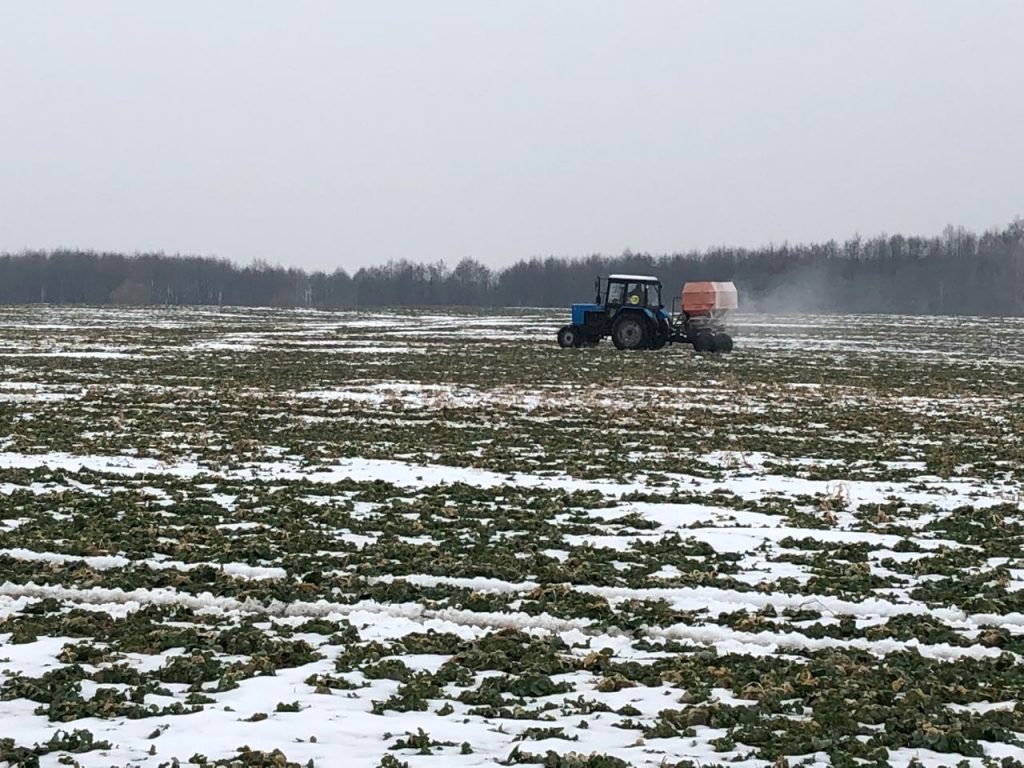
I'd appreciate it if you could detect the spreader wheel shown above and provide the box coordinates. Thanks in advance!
[693,330,714,353]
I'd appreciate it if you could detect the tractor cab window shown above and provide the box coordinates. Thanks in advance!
[650,284,663,308]
[624,282,647,307]
[607,282,625,306]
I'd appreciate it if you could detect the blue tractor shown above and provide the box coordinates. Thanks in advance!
[556,274,735,352]
[557,274,671,351]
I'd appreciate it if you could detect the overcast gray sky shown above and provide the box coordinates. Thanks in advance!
[1,1,1021,271]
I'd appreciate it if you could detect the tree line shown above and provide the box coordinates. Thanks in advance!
[1,220,1022,315]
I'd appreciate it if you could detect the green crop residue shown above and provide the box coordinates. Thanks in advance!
[0,306,1022,766]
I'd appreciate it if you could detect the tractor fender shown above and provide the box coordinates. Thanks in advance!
[612,307,659,339]
[611,306,655,318]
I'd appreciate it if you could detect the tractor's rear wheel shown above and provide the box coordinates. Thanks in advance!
[557,325,581,348]
[693,330,714,353]
[713,332,733,353]
[651,318,670,350]
[612,315,650,350]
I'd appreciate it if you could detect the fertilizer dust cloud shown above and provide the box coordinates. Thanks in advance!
[740,268,835,315]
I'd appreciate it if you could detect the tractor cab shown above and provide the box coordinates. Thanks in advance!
[602,274,663,311]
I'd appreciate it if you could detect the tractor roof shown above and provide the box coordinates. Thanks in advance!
[608,274,660,283]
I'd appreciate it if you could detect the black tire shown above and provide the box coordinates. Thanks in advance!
[713,332,733,353]
[692,330,714,353]
[557,325,579,348]
[612,314,650,350]
[651,317,670,350]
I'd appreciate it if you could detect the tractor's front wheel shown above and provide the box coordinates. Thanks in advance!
[557,325,581,348]
[612,315,650,350]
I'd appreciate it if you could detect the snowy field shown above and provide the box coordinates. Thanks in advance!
[1,305,1023,768]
